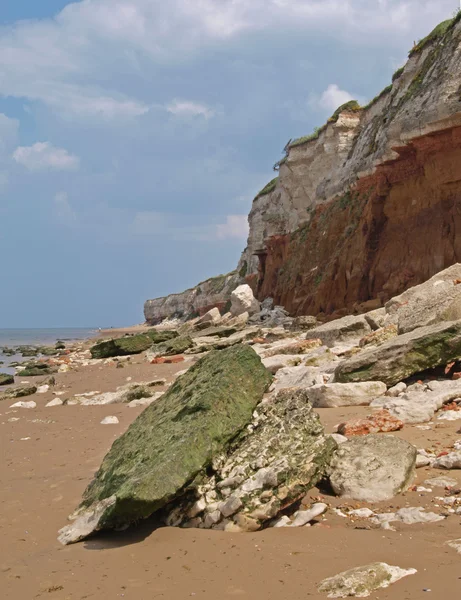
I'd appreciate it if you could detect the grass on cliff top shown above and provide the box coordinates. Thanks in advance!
[255,177,278,199]
[289,101,361,149]
[409,14,459,57]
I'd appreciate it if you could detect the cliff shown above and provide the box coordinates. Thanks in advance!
[145,16,461,323]
[144,271,241,324]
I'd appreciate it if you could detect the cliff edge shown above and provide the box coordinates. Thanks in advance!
[145,16,461,324]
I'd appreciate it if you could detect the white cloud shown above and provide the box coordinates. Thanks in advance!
[0,0,455,119]
[166,100,215,119]
[319,84,355,111]
[13,142,80,171]
[216,215,249,240]
[54,191,77,224]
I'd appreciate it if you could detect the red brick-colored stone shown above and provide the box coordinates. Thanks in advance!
[337,410,404,437]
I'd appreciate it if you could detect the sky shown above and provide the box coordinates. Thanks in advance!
[0,0,459,327]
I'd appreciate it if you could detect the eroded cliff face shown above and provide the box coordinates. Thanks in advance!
[240,17,461,317]
[144,271,241,324]
[145,18,461,323]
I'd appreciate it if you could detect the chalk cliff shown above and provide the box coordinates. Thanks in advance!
[145,16,461,323]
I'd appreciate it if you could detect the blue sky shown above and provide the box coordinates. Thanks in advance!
[0,0,458,327]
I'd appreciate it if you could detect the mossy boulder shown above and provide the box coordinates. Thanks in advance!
[16,362,55,377]
[335,321,461,387]
[90,330,179,359]
[149,335,194,357]
[0,373,14,386]
[0,384,37,401]
[58,345,271,544]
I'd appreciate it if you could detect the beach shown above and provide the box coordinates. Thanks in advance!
[2,328,461,599]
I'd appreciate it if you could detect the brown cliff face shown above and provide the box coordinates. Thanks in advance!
[253,124,461,318]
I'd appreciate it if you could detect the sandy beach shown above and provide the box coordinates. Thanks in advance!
[2,333,461,600]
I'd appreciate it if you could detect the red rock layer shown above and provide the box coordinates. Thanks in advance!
[251,124,461,317]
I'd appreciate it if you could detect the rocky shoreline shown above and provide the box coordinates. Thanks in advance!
[4,265,461,597]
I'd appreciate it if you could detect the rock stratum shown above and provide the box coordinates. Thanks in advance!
[145,16,461,323]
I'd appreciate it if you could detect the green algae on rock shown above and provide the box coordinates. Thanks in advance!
[0,384,37,401]
[0,373,14,386]
[90,330,178,359]
[58,345,271,544]
[334,321,461,387]
[148,335,194,357]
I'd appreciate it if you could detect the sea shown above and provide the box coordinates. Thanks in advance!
[0,328,97,375]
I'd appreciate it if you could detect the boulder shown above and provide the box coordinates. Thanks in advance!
[16,363,55,377]
[271,365,323,392]
[337,410,404,436]
[194,308,221,329]
[318,563,416,598]
[262,355,305,374]
[148,335,194,358]
[76,380,167,406]
[263,339,322,358]
[0,373,14,386]
[433,451,461,469]
[90,330,178,359]
[308,382,387,408]
[165,388,336,531]
[58,345,271,544]
[0,384,37,401]
[329,435,416,502]
[291,315,318,331]
[334,321,461,387]
[306,314,371,347]
[230,284,260,317]
[386,264,461,334]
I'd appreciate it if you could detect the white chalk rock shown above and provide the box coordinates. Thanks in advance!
[308,381,387,408]
[46,398,63,407]
[230,284,260,317]
[36,385,50,394]
[434,451,461,469]
[10,401,36,409]
[291,503,327,527]
[100,416,119,425]
[318,562,416,598]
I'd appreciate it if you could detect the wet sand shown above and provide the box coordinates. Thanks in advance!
[2,352,461,599]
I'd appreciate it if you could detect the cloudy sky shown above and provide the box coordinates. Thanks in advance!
[0,0,458,327]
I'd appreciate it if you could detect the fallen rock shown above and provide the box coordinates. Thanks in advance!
[230,284,260,317]
[386,264,461,334]
[335,321,461,387]
[127,392,163,408]
[262,354,305,374]
[46,398,64,407]
[36,385,50,394]
[424,475,459,488]
[165,388,336,531]
[271,366,322,392]
[375,394,436,424]
[148,336,194,358]
[77,381,166,406]
[58,345,271,543]
[329,435,416,502]
[292,315,318,330]
[337,410,404,436]
[433,451,461,469]
[263,339,322,358]
[318,563,416,598]
[0,373,14,386]
[101,416,119,425]
[10,400,36,409]
[372,507,445,529]
[90,330,178,359]
[306,314,371,348]
[446,539,461,554]
[308,382,386,408]
[194,307,221,329]
[385,382,407,397]
[0,384,37,401]
[290,503,327,527]
[359,325,398,348]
